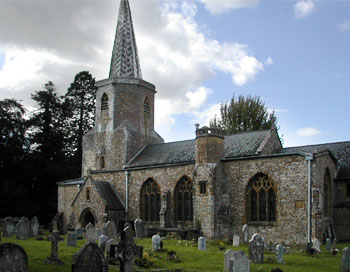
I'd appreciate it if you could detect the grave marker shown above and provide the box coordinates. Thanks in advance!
[103,221,117,240]
[72,243,109,272]
[233,234,240,247]
[0,243,28,272]
[198,237,206,251]
[134,219,145,238]
[46,230,64,264]
[85,223,97,244]
[75,228,84,240]
[341,247,350,272]
[30,216,40,236]
[242,224,249,245]
[326,238,331,252]
[249,233,264,264]
[16,219,30,240]
[99,235,108,252]
[3,217,15,237]
[152,235,161,251]
[276,244,283,264]
[313,238,321,252]
[228,250,250,272]
[224,249,235,271]
[67,233,77,247]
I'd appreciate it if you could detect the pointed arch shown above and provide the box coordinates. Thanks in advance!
[144,96,150,114]
[174,176,193,223]
[323,168,332,217]
[79,208,97,228]
[101,93,108,111]
[140,178,161,222]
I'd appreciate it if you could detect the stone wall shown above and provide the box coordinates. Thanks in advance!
[58,183,81,230]
[333,178,350,241]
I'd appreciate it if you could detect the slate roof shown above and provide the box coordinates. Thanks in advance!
[95,181,125,211]
[57,177,85,186]
[126,130,270,168]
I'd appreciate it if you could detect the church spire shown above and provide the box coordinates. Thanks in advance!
[109,0,142,79]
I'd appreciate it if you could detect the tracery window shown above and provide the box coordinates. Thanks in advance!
[140,178,161,222]
[175,176,193,222]
[144,97,150,114]
[246,173,276,223]
[101,93,108,111]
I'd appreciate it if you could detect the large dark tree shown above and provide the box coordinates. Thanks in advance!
[210,94,277,134]
[65,71,96,176]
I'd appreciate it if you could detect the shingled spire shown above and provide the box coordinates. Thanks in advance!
[109,0,142,79]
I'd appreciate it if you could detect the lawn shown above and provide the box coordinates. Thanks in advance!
[1,234,348,271]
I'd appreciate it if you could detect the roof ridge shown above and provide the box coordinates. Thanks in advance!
[225,129,270,137]
[283,140,350,150]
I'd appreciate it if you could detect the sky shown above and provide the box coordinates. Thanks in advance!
[0,0,349,148]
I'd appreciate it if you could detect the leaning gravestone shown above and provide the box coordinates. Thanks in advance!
[249,233,264,264]
[3,217,15,237]
[67,233,77,247]
[198,237,206,251]
[75,228,84,240]
[326,238,331,252]
[233,234,240,247]
[85,223,97,244]
[152,234,161,251]
[16,219,30,240]
[0,243,28,272]
[99,235,108,252]
[313,238,321,252]
[276,244,283,264]
[134,219,145,238]
[72,243,109,272]
[30,216,40,236]
[242,224,249,244]
[228,250,250,272]
[341,247,350,272]
[224,249,235,271]
[103,221,117,240]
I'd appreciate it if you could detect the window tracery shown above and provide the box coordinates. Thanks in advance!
[175,176,193,222]
[140,178,161,222]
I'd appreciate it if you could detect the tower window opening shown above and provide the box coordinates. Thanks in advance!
[101,93,108,111]
[144,97,150,114]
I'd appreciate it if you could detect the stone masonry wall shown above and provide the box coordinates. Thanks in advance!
[58,184,80,229]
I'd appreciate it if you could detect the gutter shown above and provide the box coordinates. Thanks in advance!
[305,154,313,243]
[125,170,130,220]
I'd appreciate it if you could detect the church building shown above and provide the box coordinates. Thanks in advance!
[57,0,350,244]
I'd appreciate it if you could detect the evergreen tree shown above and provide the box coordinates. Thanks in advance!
[210,94,277,134]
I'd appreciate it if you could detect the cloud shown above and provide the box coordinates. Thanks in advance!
[294,0,315,19]
[296,127,321,137]
[339,21,350,32]
[191,103,221,126]
[265,57,273,65]
[197,0,260,14]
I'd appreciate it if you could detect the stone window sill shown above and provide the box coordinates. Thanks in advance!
[248,222,277,227]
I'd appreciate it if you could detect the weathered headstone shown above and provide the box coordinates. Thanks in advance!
[224,249,235,271]
[326,238,331,252]
[134,219,145,238]
[85,223,97,244]
[16,219,30,240]
[341,247,350,272]
[276,244,283,264]
[105,239,118,263]
[96,228,103,238]
[30,216,40,236]
[152,234,161,251]
[198,237,206,251]
[75,228,84,240]
[67,233,77,247]
[313,238,321,252]
[72,243,109,272]
[0,243,28,272]
[103,221,117,240]
[99,235,108,252]
[3,217,15,237]
[242,224,249,244]
[249,233,264,264]
[46,230,64,264]
[228,250,250,272]
[233,234,240,247]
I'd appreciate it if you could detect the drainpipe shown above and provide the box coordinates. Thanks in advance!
[125,170,130,220]
[305,154,313,243]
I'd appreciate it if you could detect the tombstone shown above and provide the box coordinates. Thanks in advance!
[276,244,283,264]
[85,223,97,244]
[326,238,331,252]
[96,228,103,238]
[0,243,28,272]
[46,230,64,264]
[99,235,108,252]
[152,234,161,251]
[67,233,77,247]
[105,239,118,263]
[52,212,64,235]
[242,224,249,244]
[30,216,40,236]
[116,223,138,272]
[3,217,15,237]
[306,242,313,255]
[68,213,75,228]
[72,243,109,272]
[312,238,321,252]
[15,219,30,240]
[198,237,206,251]
[134,219,145,238]
[341,247,350,272]
[75,228,84,240]
[103,221,117,240]
[233,234,240,247]
[249,233,264,264]
[228,250,250,272]
[224,249,235,271]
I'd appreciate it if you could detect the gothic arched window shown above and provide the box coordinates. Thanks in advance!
[101,93,108,111]
[140,178,161,222]
[144,97,150,114]
[324,168,332,217]
[175,176,193,222]
[246,173,276,223]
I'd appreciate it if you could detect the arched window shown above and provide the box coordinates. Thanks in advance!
[323,169,332,217]
[140,178,161,222]
[144,97,150,114]
[175,176,193,222]
[101,93,108,111]
[246,173,276,223]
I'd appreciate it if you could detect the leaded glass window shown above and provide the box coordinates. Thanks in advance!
[175,176,193,222]
[140,178,161,222]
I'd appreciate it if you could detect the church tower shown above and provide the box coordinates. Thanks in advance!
[82,0,163,174]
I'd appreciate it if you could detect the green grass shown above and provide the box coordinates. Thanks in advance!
[1,234,348,271]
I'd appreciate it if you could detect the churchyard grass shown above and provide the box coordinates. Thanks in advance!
[1,234,349,271]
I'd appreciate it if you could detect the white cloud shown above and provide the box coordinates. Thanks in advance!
[197,0,260,14]
[296,127,321,137]
[191,103,221,126]
[265,57,273,65]
[339,21,350,32]
[294,0,315,19]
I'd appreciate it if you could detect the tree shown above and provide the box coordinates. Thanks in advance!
[210,94,277,134]
[64,71,96,176]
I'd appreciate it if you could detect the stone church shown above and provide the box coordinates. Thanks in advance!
[57,0,350,244]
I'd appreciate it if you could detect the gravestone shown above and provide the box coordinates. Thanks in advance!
[103,221,117,240]
[313,238,321,252]
[16,219,30,240]
[198,237,206,251]
[46,230,64,264]
[233,234,240,247]
[0,243,28,272]
[72,243,109,272]
[341,247,350,272]
[30,216,40,236]
[75,228,84,240]
[326,238,331,252]
[3,217,15,237]
[224,249,235,271]
[67,233,77,247]
[85,223,97,244]
[152,234,161,251]
[228,250,250,272]
[52,212,64,234]
[96,228,103,238]
[99,235,108,252]
[276,244,283,264]
[134,219,145,238]
[105,239,118,263]
[249,233,264,264]
[242,224,249,244]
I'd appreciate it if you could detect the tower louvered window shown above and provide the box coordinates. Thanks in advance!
[246,173,276,223]
[175,176,193,222]
[144,97,150,114]
[140,179,161,222]
[101,93,108,111]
